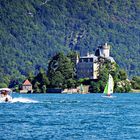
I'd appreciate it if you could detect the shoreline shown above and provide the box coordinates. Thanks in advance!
[130,89,140,93]
[14,92,140,94]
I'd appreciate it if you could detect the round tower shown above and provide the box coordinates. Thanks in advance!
[99,43,110,58]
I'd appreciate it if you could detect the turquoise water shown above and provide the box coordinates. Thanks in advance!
[0,93,140,140]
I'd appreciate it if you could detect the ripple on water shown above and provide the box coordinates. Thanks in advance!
[0,94,140,140]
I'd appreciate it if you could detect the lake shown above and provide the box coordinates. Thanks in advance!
[0,93,140,140]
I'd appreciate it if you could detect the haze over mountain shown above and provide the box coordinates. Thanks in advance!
[0,0,140,82]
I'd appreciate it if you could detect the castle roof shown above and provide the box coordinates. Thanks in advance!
[99,43,110,49]
[80,54,98,60]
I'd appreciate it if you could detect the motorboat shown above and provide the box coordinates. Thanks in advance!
[0,88,12,102]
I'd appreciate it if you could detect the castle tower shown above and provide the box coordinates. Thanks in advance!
[99,43,110,58]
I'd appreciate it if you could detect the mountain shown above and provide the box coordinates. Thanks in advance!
[0,0,140,84]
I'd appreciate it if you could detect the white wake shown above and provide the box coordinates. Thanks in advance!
[11,97,39,103]
[101,95,116,98]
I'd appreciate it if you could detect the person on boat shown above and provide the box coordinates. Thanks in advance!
[1,91,9,102]
[0,88,12,102]
[1,91,8,96]
[5,98,9,102]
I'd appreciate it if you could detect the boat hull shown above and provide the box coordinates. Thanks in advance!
[0,95,12,102]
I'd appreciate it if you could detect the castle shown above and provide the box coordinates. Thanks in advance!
[76,43,115,79]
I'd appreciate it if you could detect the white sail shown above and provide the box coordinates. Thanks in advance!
[108,74,114,94]
[103,74,114,96]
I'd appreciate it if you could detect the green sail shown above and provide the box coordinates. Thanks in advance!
[103,74,114,95]
[103,81,109,95]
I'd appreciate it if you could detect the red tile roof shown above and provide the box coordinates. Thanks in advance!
[23,79,32,86]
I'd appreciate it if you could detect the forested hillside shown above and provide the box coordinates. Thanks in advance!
[0,0,140,85]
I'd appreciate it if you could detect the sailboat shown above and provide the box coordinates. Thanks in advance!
[103,74,114,97]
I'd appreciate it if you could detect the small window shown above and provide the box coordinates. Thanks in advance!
[90,58,93,62]
[83,58,88,62]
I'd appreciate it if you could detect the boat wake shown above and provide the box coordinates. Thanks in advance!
[101,95,116,98]
[11,97,39,103]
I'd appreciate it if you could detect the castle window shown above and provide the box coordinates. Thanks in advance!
[84,58,88,62]
[90,58,93,62]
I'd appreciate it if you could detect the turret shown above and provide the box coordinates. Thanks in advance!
[99,43,110,58]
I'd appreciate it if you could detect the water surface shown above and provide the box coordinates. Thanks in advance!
[0,93,140,140]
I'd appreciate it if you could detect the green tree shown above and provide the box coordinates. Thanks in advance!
[28,71,35,83]
[51,71,64,88]
[131,76,140,89]
[33,69,50,92]
[66,78,76,89]
[48,52,75,88]
[89,81,100,93]
[118,69,127,80]
[34,81,41,93]
[0,83,8,88]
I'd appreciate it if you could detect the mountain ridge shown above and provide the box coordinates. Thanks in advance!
[0,0,140,84]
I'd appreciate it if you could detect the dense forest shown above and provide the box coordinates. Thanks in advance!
[0,0,140,86]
